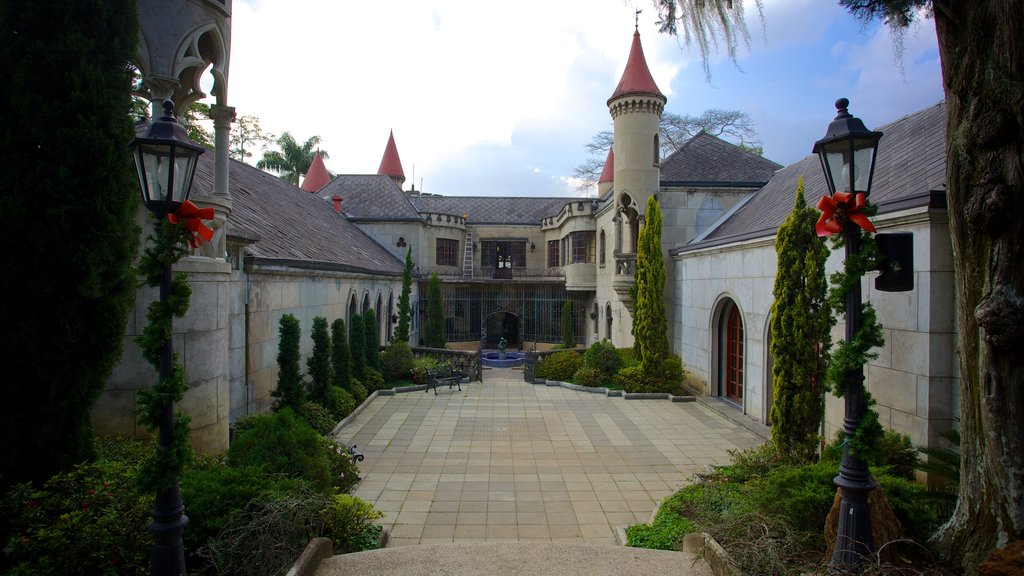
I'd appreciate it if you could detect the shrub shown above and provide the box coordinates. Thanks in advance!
[301,401,337,435]
[617,347,639,369]
[749,461,838,533]
[363,368,385,393]
[272,314,306,412]
[349,314,366,381]
[330,318,352,392]
[363,308,381,373]
[381,342,414,383]
[326,385,357,421]
[875,473,943,542]
[411,355,445,383]
[227,409,335,493]
[626,489,698,550]
[821,429,919,481]
[572,366,607,388]
[321,493,384,553]
[653,355,686,392]
[0,439,152,575]
[349,379,368,404]
[584,339,622,378]
[615,365,655,393]
[307,316,333,406]
[535,351,583,382]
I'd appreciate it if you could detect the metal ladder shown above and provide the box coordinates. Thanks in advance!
[462,232,473,277]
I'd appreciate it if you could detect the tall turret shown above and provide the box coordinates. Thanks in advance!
[378,130,406,188]
[607,27,665,217]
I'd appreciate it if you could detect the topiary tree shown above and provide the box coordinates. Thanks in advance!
[424,272,446,348]
[363,308,380,373]
[272,314,305,411]
[0,0,141,489]
[330,318,352,393]
[561,300,576,349]
[348,313,366,381]
[769,178,833,462]
[633,196,669,376]
[394,247,414,344]
[307,316,333,406]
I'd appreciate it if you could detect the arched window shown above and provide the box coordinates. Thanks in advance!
[361,293,370,314]
[653,134,660,166]
[599,230,606,265]
[387,292,394,342]
[348,294,357,326]
[605,304,613,343]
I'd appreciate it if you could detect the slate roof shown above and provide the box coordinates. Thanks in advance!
[316,174,421,220]
[660,131,782,185]
[674,101,947,253]
[409,196,572,225]
[191,155,404,275]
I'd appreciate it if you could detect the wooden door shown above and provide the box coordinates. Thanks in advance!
[726,306,744,402]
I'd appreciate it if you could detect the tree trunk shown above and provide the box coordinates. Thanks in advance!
[931,1,1024,571]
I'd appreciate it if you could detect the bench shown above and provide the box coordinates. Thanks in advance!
[425,364,464,395]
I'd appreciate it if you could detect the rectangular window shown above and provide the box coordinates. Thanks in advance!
[436,238,458,267]
[547,240,559,268]
[481,240,526,268]
[569,231,596,264]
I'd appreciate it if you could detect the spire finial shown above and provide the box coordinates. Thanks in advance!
[635,8,642,30]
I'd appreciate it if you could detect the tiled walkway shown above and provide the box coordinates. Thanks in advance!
[334,368,761,547]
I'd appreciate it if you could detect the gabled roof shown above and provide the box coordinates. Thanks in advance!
[377,130,405,179]
[608,29,664,104]
[599,148,615,183]
[660,132,782,186]
[316,174,421,220]
[409,196,572,225]
[189,155,404,275]
[300,151,330,193]
[675,101,947,253]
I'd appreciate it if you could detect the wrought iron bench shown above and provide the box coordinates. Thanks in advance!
[425,364,464,395]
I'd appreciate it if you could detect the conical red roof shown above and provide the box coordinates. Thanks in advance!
[608,29,663,103]
[598,147,615,183]
[300,151,330,193]
[377,130,405,179]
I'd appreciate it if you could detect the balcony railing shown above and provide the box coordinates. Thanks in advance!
[424,266,566,281]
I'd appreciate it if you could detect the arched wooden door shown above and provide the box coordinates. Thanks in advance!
[725,305,744,402]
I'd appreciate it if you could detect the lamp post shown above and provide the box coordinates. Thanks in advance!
[813,98,882,569]
[129,99,205,576]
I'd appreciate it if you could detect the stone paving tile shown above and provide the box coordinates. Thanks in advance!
[336,368,759,546]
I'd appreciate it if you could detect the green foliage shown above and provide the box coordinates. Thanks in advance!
[363,368,385,394]
[363,308,381,372]
[0,0,141,488]
[306,316,333,406]
[348,313,366,381]
[227,409,336,493]
[1,439,152,575]
[256,132,328,186]
[749,461,838,531]
[626,489,697,550]
[769,178,833,462]
[821,428,919,482]
[325,386,357,421]
[615,365,656,393]
[584,340,623,379]
[321,494,384,553]
[633,196,670,376]
[330,318,352,393]
[655,355,686,391]
[425,272,446,348]
[572,366,607,387]
[561,300,576,349]
[381,342,415,382]
[535,351,584,382]
[348,379,368,404]
[394,247,414,343]
[272,314,306,412]
[916,423,961,492]
[713,442,793,483]
[411,355,446,383]
[874,474,943,542]
[300,401,337,435]
[617,347,640,369]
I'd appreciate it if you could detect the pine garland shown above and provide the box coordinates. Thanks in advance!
[135,220,195,492]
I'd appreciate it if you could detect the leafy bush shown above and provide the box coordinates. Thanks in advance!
[875,474,943,542]
[821,429,919,481]
[714,443,792,483]
[349,379,368,404]
[615,365,655,393]
[321,493,384,553]
[572,366,607,388]
[326,385,357,421]
[617,347,639,369]
[749,461,837,533]
[301,401,337,435]
[534,351,583,382]
[626,489,697,550]
[411,355,445,383]
[1,439,152,575]
[584,339,622,378]
[381,342,414,383]
[227,409,336,493]
[363,368,385,393]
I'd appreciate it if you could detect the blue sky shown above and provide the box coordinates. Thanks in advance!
[226,0,942,197]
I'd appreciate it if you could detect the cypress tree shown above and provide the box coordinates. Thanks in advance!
[394,247,414,344]
[633,196,669,376]
[349,313,366,381]
[307,316,333,405]
[768,177,832,461]
[363,308,380,372]
[272,314,305,411]
[425,272,446,348]
[331,318,352,392]
[0,0,140,487]
[561,300,576,349]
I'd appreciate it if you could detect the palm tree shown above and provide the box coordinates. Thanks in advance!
[256,132,329,186]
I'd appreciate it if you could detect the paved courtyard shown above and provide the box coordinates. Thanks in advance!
[334,368,762,547]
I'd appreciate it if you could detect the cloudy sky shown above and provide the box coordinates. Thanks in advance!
[224,0,943,197]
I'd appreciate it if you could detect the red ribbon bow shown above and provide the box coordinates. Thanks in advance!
[815,191,876,237]
[168,200,215,249]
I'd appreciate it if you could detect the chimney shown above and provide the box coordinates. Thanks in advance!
[332,195,343,213]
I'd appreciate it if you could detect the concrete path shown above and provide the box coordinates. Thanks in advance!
[331,367,761,549]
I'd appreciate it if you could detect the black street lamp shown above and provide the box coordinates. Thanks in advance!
[129,99,204,576]
[813,98,882,569]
